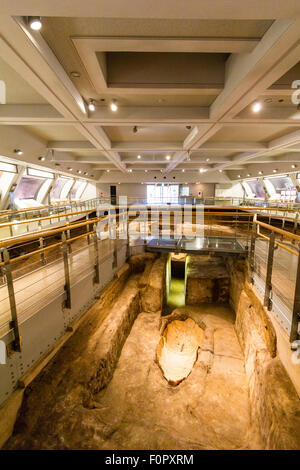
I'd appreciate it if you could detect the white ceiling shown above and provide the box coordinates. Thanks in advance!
[0,2,299,183]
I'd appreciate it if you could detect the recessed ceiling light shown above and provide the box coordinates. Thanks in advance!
[137,155,141,159]
[252,101,262,113]
[88,99,95,111]
[165,155,171,160]
[29,16,42,31]
[110,100,118,112]
[77,170,82,174]
[38,156,45,161]
[70,71,81,78]
[14,149,23,155]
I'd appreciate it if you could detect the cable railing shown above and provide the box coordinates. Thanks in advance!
[0,205,298,357]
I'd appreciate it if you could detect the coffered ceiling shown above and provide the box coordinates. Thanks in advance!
[0,1,300,183]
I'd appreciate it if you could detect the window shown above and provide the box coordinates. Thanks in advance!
[147,185,179,204]
[245,180,265,198]
[50,177,72,200]
[14,177,45,200]
[180,186,189,196]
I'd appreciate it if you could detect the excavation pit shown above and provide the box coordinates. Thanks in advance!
[157,318,204,386]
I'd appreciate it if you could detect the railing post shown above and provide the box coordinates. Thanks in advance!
[86,215,91,244]
[113,240,118,268]
[248,214,257,283]
[290,248,300,342]
[292,213,299,245]
[264,231,275,310]
[61,232,71,309]
[2,248,21,352]
[39,237,46,265]
[93,223,100,284]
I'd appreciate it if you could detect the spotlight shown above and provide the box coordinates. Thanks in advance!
[88,99,95,111]
[206,158,210,162]
[166,155,171,161]
[199,168,205,173]
[252,101,262,113]
[84,172,88,176]
[291,164,297,169]
[247,173,251,177]
[137,155,141,159]
[128,169,132,173]
[219,170,223,173]
[258,171,263,175]
[182,169,185,173]
[106,169,110,173]
[238,175,241,178]
[77,170,82,174]
[68,167,73,171]
[28,16,42,31]
[145,170,148,173]
[110,100,118,112]
[273,169,277,173]
[38,156,45,161]
[14,149,23,155]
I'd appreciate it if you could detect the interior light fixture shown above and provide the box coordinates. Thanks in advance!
[238,175,241,178]
[110,100,118,112]
[273,169,277,173]
[291,164,297,169]
[182,169,185,173]
[219,170,223,173]
[145,170,148,173]
[28,16,42,31]
[68,167,73,171]
[252,101,262,113]
[165,155,171,161]
[106,169,110,172]
[199,168,206,173]
[14,149,23,155]
[77,170,82,174]
[137,155,142,159]
[88,99,95,111]
[84,172,88,176]
[38,156,45,161]
[258,171,263,175]
[206,158,210,162]
[128,169,132,173]
[247,173,251,177]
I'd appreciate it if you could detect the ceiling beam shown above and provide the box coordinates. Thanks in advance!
[87,106,209,124]
[1,0,300,19]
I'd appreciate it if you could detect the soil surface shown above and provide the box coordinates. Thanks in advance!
[6,291,252,449]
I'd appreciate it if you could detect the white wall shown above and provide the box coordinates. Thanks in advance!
[215,182,244,198]
[96,183,215,200]
[82,182,97,200]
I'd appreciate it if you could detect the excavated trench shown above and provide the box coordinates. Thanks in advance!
[4,252,300,450]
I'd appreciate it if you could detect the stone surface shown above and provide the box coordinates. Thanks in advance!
[228,258,300,449]
[186,255,229,304]
[5,303,251,450]
[128,252,157,273]
[140,255,166,312]
[157,318,204,385]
